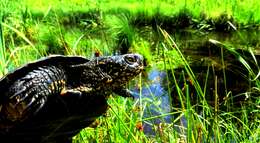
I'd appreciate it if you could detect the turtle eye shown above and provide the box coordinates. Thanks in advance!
[125,56,137,64]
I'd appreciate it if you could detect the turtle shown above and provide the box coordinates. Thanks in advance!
[0,54,144,143]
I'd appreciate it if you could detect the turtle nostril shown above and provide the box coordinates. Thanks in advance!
[136,55,144,67]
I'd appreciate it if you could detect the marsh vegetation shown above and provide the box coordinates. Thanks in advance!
[0,0,259,142]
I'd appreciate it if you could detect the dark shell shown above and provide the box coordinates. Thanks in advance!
[0,55,89,99]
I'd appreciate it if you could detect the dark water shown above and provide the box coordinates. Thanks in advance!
[130,30,260,136]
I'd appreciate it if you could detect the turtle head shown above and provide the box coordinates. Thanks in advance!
[97,54,144,85]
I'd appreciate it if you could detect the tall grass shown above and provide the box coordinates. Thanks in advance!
[1,0,260,67]
[71,28,259,142]
[0,0,259,143]
[158,29,259,142]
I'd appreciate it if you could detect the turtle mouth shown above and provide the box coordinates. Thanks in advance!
[138,65,144,71]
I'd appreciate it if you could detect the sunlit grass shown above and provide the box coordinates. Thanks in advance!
[20,0,260,26]
[71,28,260,142]
[0,0,259,143]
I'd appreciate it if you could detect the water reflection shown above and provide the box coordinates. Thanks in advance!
[132,69,173,135]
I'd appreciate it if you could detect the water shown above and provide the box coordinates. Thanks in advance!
[131,69,173,135]
[130,29,260,136]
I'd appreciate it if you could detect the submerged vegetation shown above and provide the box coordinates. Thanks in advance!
[0,0,259,142]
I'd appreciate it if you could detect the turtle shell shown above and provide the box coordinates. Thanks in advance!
[0,55,89,101]
[0,55,92,141]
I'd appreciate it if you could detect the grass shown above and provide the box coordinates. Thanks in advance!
[162,30,260,142]
[94,34,258,143]
[0,0,260,143]
[73,29,260,142]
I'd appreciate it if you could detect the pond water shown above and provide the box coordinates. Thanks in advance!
[131,69,173,135]
[130,29,260,135]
